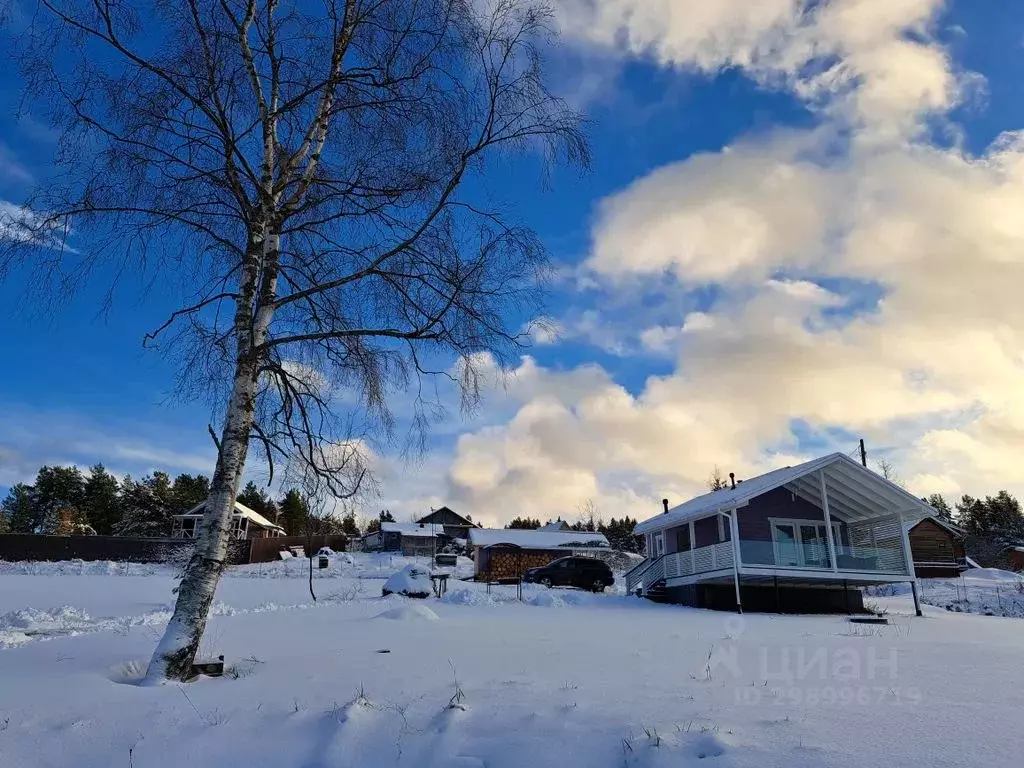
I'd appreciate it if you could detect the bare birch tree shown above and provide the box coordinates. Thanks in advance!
[3,0,587,681]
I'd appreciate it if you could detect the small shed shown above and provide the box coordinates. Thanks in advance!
[468,528,610,580]
[362,522,446,556]
[906,516,967,578]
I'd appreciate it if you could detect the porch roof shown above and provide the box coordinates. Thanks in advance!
[176,500,286,533]
[636,453,934,535]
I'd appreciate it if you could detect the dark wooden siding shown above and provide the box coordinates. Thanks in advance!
[908,519,961,565]
[418,507,472,527]
[737,487,829,540]
[693,515,721,548]
[248,534,348,563]
[0,534,250,565]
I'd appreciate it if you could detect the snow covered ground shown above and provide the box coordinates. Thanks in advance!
[866,568,1024,619]
[1,556,1023,768]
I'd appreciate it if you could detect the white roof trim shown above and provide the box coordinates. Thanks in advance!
[176,500,286,532]
[636,453,934,535]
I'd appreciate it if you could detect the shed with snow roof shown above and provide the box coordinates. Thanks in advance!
[906,516,967,578]
[361,522,447,557]
[467,528,610,580]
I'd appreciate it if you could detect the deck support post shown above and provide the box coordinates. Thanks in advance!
[774,575,781,613]
[897,512,922,616]
[843,579,850,615]
[728,509,743,614]
[910,580,922,617]
[819,470,839,573]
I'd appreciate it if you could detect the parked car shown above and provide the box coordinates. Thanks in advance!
[522,557,614,592]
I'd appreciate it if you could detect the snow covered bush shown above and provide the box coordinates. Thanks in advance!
[381,565,432,599]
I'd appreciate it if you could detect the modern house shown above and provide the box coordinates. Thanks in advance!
[468,528,610,581]
[906,516,967,578]
[361,522,446,557]
[626,453,933,615]
[415,507,478,541]
[170,500,286,540]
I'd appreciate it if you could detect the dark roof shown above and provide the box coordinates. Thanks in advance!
[416,506,477,528]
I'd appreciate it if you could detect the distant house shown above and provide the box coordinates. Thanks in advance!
[170,500,286,540]
[468,528,610,581]
[362,522,446,557]
[905,516,967,578]
[538,520,570,532]
[415,507,478,541]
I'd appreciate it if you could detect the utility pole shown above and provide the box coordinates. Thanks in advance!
[859,439,867,468]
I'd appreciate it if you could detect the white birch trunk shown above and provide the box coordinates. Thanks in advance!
[145,232,278,683]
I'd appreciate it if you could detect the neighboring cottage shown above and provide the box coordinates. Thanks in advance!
[170,500,286,540]
[468,528,610,581]
[362,522,446,556]
[905,516,967,578]
[415,506,478,541]
[538,520,571,532]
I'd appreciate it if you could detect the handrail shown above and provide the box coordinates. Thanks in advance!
[625,552,670,593]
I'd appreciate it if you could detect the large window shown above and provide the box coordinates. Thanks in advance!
[770,519,841,568]
[675,526,691,552]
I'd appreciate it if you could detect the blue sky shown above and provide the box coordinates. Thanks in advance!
[3,1,1024,526]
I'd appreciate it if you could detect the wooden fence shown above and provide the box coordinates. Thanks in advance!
[0,533,346,565]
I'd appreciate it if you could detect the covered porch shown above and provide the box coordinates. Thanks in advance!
[628,454,923,614]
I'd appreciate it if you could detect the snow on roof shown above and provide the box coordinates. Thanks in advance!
[538,521,570,531]
[636,452,934,535]
[904,516,964,536]
[468,528,609,549]
[382,522,444,538]
[176,500,286,532]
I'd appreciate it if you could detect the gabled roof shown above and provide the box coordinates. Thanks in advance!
[176,500,286,533]
[905,515,964,537]
[415,506,477,528]
[469,528,609,549]
[539,521,570,531]
[636,453,934,535]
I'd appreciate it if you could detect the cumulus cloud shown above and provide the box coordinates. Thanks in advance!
[431,2,1024,525]
[555,0,963,135]
[445,126,1024,522]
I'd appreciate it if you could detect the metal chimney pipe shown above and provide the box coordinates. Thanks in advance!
[729,472,736,490]
[662,498,669,514]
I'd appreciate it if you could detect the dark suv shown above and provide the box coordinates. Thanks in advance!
[523,556,614,592]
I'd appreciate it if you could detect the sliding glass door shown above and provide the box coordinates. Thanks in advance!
[771,520,840,568]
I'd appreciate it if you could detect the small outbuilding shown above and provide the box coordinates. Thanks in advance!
[362,522,446,557]
[906,516,967,578]
[468,528,610,581]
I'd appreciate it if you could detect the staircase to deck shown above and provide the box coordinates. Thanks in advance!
[623,554,669,602]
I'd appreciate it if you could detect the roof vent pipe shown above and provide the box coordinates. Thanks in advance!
[662,498,669,514]
[729,472,736,490]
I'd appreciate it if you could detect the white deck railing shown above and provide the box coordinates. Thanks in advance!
[626,542,735,593]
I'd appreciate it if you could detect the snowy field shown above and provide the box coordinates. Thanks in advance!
[1,556,1023,768]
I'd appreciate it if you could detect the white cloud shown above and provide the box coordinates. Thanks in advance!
[555,0,963,136]
[441,105,1024,524]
